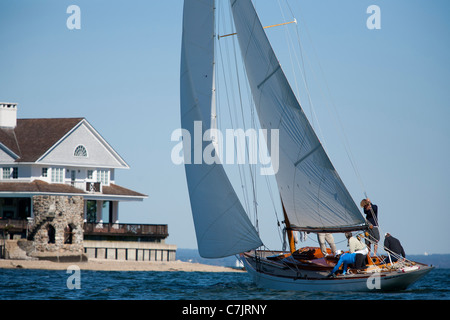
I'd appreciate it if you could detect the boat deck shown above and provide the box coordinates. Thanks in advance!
[244,247,427,280]
[241,247,433,291]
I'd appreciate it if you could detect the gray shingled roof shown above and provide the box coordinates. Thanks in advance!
[0,118,84,162]
[0,180,147,198]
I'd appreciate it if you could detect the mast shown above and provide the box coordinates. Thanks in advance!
[211,10,219,153]
[282,199,296,254]
[211,1,217,137]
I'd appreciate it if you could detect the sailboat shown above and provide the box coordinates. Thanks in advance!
[180,0,433,291]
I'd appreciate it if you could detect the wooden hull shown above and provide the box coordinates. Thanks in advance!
[241,249,434,292]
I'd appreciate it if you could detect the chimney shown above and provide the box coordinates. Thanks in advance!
[0,103,18,128]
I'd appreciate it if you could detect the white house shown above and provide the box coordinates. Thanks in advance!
[0,102,146,224]
[0,103,176,262]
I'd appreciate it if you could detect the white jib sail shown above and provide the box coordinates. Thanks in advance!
[231,0,366,232]
[180,0,263,258]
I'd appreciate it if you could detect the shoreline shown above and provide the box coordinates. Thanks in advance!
[0,258,245,273]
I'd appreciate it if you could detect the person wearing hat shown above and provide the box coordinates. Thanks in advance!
[360,198,380,255]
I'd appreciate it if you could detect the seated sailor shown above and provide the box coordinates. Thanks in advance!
[327,250,356,277]
[346,232,368,270]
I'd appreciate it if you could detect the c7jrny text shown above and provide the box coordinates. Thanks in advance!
[182,304,267,317]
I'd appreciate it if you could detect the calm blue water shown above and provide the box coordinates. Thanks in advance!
[0,268,448,300]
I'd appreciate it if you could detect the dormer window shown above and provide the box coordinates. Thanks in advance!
[74,145,88,157]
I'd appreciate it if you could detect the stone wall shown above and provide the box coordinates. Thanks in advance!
[4,239,33,260]
[31,195,84,255]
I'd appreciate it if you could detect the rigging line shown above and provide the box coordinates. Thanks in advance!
[359,233,411,268]
[223,5,253,216]
[358,232,385,261]
[228,8,260,231]
[217,8,251,216]
[251,104,284,242]
[226,20,253,219]
[276,0,301,114]
[231,20,283,238]
[292,22,327,151]
[241,63,260,231]
[276,0,328,152]
[246,94,283,240]
[226,0,280,237]
[264,172,284,242]
[287,0,367,196]
[252,2,315,238]
[237,42,281,239]
[273,3,314,233]
[219,2,259,224]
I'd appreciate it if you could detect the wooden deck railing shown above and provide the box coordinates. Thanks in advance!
[83,222,169,238]
[0,219,29,233]
[0,219,169,239]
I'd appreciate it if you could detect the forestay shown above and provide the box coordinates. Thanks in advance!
[180,0,263,258]
[230,0,366,232]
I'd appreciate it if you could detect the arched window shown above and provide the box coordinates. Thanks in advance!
[47,225,56,244]
[74,145,88,157]
[64,224,74,244]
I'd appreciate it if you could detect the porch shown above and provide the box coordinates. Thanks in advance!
[0,219,169,241]
[0,218,30,239]
[83,222,169,241]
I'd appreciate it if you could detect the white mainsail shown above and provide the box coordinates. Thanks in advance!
[180,0,263,258]
[230,0,366,232]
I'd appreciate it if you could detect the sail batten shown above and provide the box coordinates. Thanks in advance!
[181,0,263,258]
[294,144,321,167]
[257,66,281,89]
[230,0,366,232]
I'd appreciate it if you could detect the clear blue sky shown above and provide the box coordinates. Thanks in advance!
[1,0,449,254]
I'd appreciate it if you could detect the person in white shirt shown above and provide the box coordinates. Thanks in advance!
[345,232,368,270]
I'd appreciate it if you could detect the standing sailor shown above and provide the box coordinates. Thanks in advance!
[384,233,406,262]
[360,198,380,255]
[317,233,337,257]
